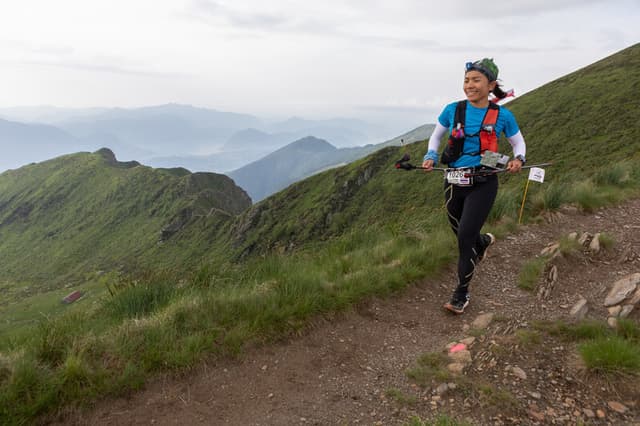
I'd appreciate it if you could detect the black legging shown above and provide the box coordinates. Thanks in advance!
[444,174,498,298]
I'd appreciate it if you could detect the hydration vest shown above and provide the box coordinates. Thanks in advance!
[440,100,500,165]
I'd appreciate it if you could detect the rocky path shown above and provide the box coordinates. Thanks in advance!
[60,199,640,425]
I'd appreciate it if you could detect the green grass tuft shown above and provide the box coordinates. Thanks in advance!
[533,319,640,375]
[516,329,542,347]
[406,352,450,386]
[477,383,519,410]
[593,162,630,186]
[571,181,623,213]
[597,232,615,250]
[533,319,609,340]
[616,318,640,342]
[385,387,417,406]
[579,336,640,374]
[517,257,547,291]
[101,273,178,321]
[405,415,471,426]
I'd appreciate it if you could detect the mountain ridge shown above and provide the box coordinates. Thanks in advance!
[0,149,250,287]
[228,124,434,202]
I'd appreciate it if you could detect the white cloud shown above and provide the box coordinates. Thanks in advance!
[0,0,637,123]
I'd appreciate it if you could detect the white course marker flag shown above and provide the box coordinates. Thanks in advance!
[519,166,546,224]
[528,167,545,183]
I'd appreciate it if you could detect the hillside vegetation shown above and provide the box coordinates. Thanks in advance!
[224,43,640,259]
[0,148,250,288]
[0,43,639,424]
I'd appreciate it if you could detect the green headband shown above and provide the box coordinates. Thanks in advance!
[465,58,499,82]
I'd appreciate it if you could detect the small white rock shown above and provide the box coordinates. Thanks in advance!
[449,350,472,365]
[447,363,465,375]
[472,313,494,330]
[569,298,589,319]
[620,305,635,318]
[589,233,601,253]
[608,306,622,317]
[435,383,449,395]
[578,232,592,246]
[541,243,560,257]
[510,366,527,380]
[460,337,476,346]
[607,401,628,414]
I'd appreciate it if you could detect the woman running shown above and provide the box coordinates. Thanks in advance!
[422,58,526,314]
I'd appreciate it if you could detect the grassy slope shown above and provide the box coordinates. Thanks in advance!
[0,149,250,289]
[222,43,640,260]
[506,42,640,173]
[1,43,640,425]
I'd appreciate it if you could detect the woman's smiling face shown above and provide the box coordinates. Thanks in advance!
[463,70,496,107]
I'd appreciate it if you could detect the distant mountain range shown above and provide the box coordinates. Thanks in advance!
[0,104,409,173]
[0,118,89,171]
[228,124,434,202]
[0,103,433,202]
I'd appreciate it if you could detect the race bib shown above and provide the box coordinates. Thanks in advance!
[446,169,473,186]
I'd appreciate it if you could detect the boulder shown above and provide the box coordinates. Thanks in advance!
[604,273,640,306]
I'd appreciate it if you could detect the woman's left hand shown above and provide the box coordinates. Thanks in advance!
[506,159,523,173]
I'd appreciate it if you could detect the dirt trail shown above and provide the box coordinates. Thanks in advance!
[59,199,640,425]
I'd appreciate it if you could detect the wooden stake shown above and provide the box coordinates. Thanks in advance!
[518,179,531,224]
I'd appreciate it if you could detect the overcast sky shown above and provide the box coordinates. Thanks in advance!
[0,0,638,128]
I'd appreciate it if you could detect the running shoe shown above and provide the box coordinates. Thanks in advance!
[476,232,496,263]
[444,294,470,314]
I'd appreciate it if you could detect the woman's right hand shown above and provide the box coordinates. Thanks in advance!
[422,159,434,171]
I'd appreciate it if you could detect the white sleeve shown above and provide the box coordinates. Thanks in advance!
[427,122,448,152]
[507,130,526,158]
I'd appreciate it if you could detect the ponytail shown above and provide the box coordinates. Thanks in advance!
[492,83,507,100]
